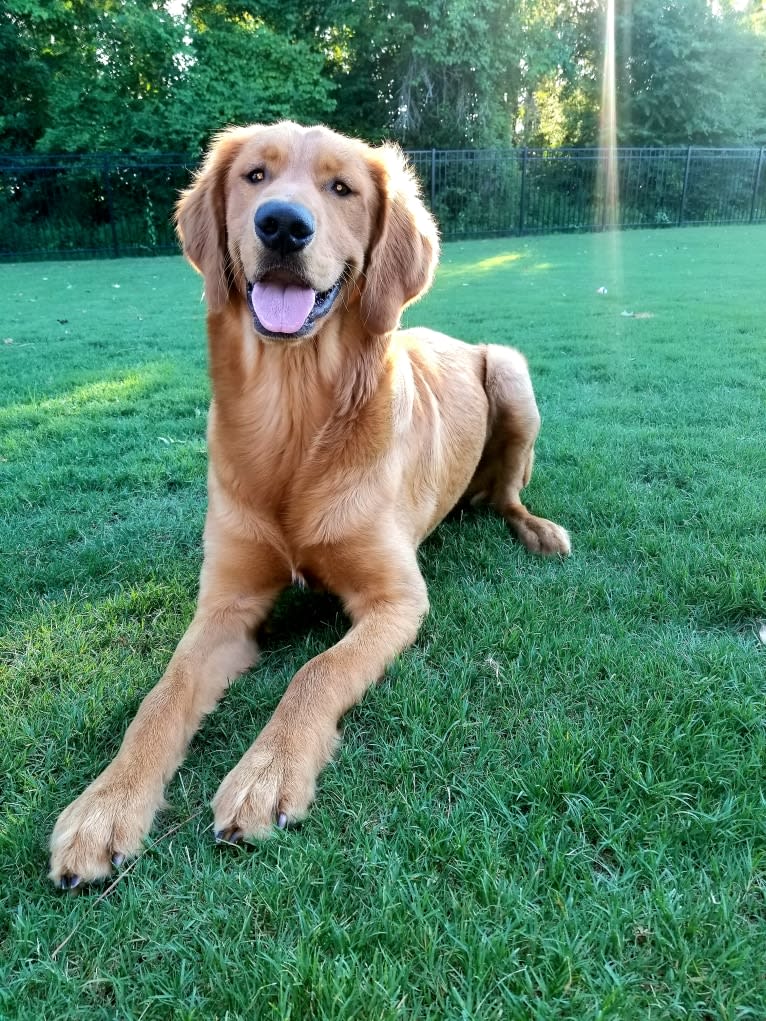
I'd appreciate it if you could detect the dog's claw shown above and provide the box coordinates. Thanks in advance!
[277,812,288,830]
[111,853,125,868]
[215,828,244,846]
[59,874,81,891]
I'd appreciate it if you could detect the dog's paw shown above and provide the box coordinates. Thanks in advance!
[508,511,571,557]
[49,777,157,889]
[212,726,335,844]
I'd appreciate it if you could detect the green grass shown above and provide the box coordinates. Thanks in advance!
[1,225,765,1020]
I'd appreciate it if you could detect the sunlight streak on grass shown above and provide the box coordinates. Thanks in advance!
[437,251,524,279]
[0,368,166,426]
[473,252,523,271]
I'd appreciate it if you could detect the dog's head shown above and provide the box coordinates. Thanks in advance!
[176,122,439,340]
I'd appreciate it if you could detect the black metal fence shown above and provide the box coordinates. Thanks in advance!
[1,145,764,261]
[0,152,192,261]
[409,145,766,237]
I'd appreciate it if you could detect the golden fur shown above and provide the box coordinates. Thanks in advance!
[49,122,570,887]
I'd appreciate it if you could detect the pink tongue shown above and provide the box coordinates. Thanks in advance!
[251,281,316,334]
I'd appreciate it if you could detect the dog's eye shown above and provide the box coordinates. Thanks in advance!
[331,180,352,197]
[246,168,266,184]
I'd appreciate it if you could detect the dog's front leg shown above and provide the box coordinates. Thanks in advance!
[49,541,287,888]
[213,548,429,842]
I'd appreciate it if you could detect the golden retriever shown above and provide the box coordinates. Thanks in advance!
[49,122,570,887]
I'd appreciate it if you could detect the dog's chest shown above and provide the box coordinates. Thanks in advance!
[210,391,375,551]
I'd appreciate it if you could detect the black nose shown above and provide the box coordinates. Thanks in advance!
[254,200,315,255]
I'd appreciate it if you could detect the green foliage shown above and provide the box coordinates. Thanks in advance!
[0,0,765,152]
[161,9,337,152]
[519,0,602,146]
[616,0,766,145]
[0,1,51,150]
[376,0,523,148]
[1,0,339,155]
[1,0,185,153]
[523,0,766,147]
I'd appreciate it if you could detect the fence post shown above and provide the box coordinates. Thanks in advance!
[518,147,528,235]
[678,146,693,227]
[102,155,119,258]
[749,146,764,223]
[430,148,436,211]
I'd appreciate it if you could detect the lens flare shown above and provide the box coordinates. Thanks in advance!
[596,0,623,294]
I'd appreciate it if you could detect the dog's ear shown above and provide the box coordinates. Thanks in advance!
[175,129,248,311]
[361,145,440,337]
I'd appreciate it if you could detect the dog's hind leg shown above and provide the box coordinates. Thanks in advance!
[467,344,570,556]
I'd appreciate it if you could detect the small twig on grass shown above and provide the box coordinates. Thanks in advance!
[51,808,204,960]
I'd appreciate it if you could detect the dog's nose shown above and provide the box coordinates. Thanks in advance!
[254,201,315,255]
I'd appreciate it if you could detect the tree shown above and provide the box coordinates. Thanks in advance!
[1,0,765,154]
[0,1,66,151]
[0,0,340,154]
[0,1,188,153]
[163,1,338,152]
[515,0,603,146]
[615,0,766,145]
[38,1,186,152]
[523,0,766,148]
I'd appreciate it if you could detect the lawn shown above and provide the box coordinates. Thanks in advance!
[1,225,764,1019]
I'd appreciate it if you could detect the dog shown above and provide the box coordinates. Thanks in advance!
[49,122,570,887]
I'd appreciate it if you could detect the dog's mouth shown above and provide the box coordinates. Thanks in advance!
[246,269,343,341]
